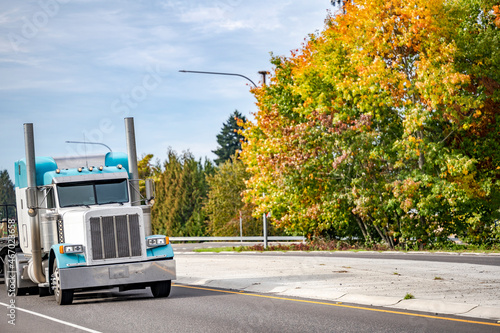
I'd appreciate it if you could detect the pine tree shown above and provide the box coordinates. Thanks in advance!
[0,170,16,220]
[0,170,15,204]
[212,110,246,166]
[151,149,214,236]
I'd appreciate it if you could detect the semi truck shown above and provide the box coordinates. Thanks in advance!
[4,117,176,305]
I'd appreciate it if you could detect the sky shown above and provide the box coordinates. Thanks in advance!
[0,0,336,180]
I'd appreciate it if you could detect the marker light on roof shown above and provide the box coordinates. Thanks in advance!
[99,166,103,171]
[88,166,93,171]
[78,167,82,172]
[117,164,122,169]
[56,169,60,174]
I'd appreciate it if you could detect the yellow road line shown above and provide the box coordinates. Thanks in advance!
[172,283,500,327]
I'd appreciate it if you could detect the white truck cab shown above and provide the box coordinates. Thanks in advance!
[5,118,175,305]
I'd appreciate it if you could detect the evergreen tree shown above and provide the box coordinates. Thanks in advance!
[151,149,215,236]
[0,170,16,219]
[0,170,15,204]
[212,110,246,166]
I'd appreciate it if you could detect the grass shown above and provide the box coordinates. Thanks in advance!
[434,276,443,280]
[190,239,500,253]
[417,242,500,253]
[194,247,243,253]
[404,293,415,300]
[193,240,389,253]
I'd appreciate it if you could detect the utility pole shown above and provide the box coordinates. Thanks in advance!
[263,194,268,249]
[239,210,243,243]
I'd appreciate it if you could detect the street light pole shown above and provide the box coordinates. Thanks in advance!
[181,68,270,248]
[263,193,268,249]
[258,71,268,85]
[179,70,261,88]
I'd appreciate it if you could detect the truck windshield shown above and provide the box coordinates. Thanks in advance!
[57,179,129,207]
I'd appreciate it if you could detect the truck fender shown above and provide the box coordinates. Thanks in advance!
[49,244,86,272]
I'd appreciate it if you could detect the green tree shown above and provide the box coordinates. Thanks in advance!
[212,110,247,166]
[152,149,215,236]
[0,170,16,220]
[444,0,500,243]
[0,170,15,204]
[203,155,261,236]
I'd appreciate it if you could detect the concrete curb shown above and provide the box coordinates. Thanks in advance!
[336,294,402,307]
[388,299,478,315]
[463,306,500,320]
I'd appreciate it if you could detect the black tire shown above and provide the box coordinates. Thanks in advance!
[52,260,73,305]
[3,256,9,292]
[1,255,6,286]
[0,252,5,284]
[39,287,51,297]
[150,280,171,298]
[4,255,28,296]
[27,286,39,295]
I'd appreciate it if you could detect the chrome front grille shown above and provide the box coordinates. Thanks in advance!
[89,214,142,260]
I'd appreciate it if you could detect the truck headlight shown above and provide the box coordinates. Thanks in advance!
[147,236,169,248]
[60,244,84,254]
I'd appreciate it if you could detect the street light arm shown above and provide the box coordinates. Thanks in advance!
[179,70,258,88]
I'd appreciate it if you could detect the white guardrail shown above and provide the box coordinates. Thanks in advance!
[169,236,306,242]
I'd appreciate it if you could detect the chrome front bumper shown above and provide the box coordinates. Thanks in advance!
[59,259,176,290]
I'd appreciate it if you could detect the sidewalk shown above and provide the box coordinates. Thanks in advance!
[173,250,500,321]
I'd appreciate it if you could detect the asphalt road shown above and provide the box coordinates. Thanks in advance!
[0,282,498,333]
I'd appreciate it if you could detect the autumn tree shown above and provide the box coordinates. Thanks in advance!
[212,110,247,165]
[241,0,500,247]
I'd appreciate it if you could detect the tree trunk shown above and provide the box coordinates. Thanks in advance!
[373,223,394,249]
[362,219,373,242]
[354,214,370,242]
[384,226,395,248]
[417,130,425,170]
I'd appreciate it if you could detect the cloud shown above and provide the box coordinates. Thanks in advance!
[172,1,282,33]
[0,0,332,178]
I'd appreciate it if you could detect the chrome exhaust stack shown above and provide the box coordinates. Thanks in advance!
[24,123,46,284]
[124,117,152,236]
[125,117,140,206]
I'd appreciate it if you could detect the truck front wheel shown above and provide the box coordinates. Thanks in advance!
[150,280,171,298]
[52,261,74,305]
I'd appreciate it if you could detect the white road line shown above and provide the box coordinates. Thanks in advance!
[0,302,102,333]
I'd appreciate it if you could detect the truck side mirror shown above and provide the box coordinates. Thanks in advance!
[145,179,155,204]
